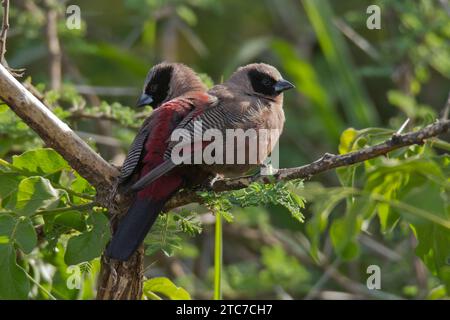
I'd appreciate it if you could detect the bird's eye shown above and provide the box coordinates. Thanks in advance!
[262,78,272,87]
[149,84,158,92]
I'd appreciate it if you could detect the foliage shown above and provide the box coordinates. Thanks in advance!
[305,128,450,289]
[0,148,106,298]
[144,212,202,257]
[199,180,306,223]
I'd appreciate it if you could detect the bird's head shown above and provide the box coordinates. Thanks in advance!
[226,63,295,102]
[136,62,206,109]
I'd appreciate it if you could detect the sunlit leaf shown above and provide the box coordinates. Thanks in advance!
[12,148,69,175]
[6,176,60,216]
[143,277,191,300]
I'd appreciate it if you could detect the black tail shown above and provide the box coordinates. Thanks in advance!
[106,198,165,261]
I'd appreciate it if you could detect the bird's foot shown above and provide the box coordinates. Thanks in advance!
[192,174,224,191]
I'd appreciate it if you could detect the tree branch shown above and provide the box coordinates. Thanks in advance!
[44,0,62,91]
[0,0,24,77]
[0,0,9,64]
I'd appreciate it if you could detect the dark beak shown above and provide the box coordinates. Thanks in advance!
[136,93,153,108]
[274,79,295,94]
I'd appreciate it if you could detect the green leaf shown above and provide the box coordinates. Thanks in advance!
[12,148,69,175]
[220,210,234,223]
[176,5,197,26]
[145,235,182,257]
[174,213,202,236]
[70,172,94,195]
[306,188,352,262]
[330,216,360,260]
[401,181,446,224]
[338,128,358,154]
[6,176,60,216]
[64,213,111,265]
[329,199,366,260]
[143,277,191,300]
[144,213,191,257]
[0,215,36,254]
[0,214,15,245]
[15,217,37,254]
[53,211,87,232]
[404,181,450,291]
[0,172,22,199]
[202,181,305,224]
[0,244,30,299]
[0,214,37,254]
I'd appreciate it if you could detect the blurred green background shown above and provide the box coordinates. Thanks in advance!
[0,0,449,300]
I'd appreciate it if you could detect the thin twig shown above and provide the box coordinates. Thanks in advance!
[0,0,23,76]
[442,92,450,120]
[44,0,62,91]
[0,0,9,64]
[334,18,381,61]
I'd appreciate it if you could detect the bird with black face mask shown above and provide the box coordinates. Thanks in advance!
[132,63,294,191]
[106,62,215,261]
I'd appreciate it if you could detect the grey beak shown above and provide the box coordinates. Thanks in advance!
[136,93,153,108]
[274,79,295,93]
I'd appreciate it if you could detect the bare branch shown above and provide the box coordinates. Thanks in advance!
[0,0,9,64]
[442,92,450,121]
[334,18,380,61]
[44,0,62,91]
[0,0,24,77]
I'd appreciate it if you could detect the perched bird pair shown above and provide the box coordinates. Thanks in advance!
[106,62,295,261]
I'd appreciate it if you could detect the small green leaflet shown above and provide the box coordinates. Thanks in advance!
[12,148,69,175]
[64,213,111,265]
[6,176,60,216]
[0,244,30,299]
[143,277,191,300]
[0,214,37,254]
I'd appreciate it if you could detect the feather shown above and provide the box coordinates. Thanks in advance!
[118,122,150,185]
[131,160,177,192]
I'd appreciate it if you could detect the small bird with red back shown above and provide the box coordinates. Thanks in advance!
[106,62,215,261]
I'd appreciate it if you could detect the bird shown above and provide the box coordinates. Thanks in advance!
[106,62,216,261]
[131,63,295,191]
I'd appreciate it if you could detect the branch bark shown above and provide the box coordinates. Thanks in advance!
[0,0,9,64]
[0,0,24,77]
[0,58,449,299]
[44,0,62,91]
